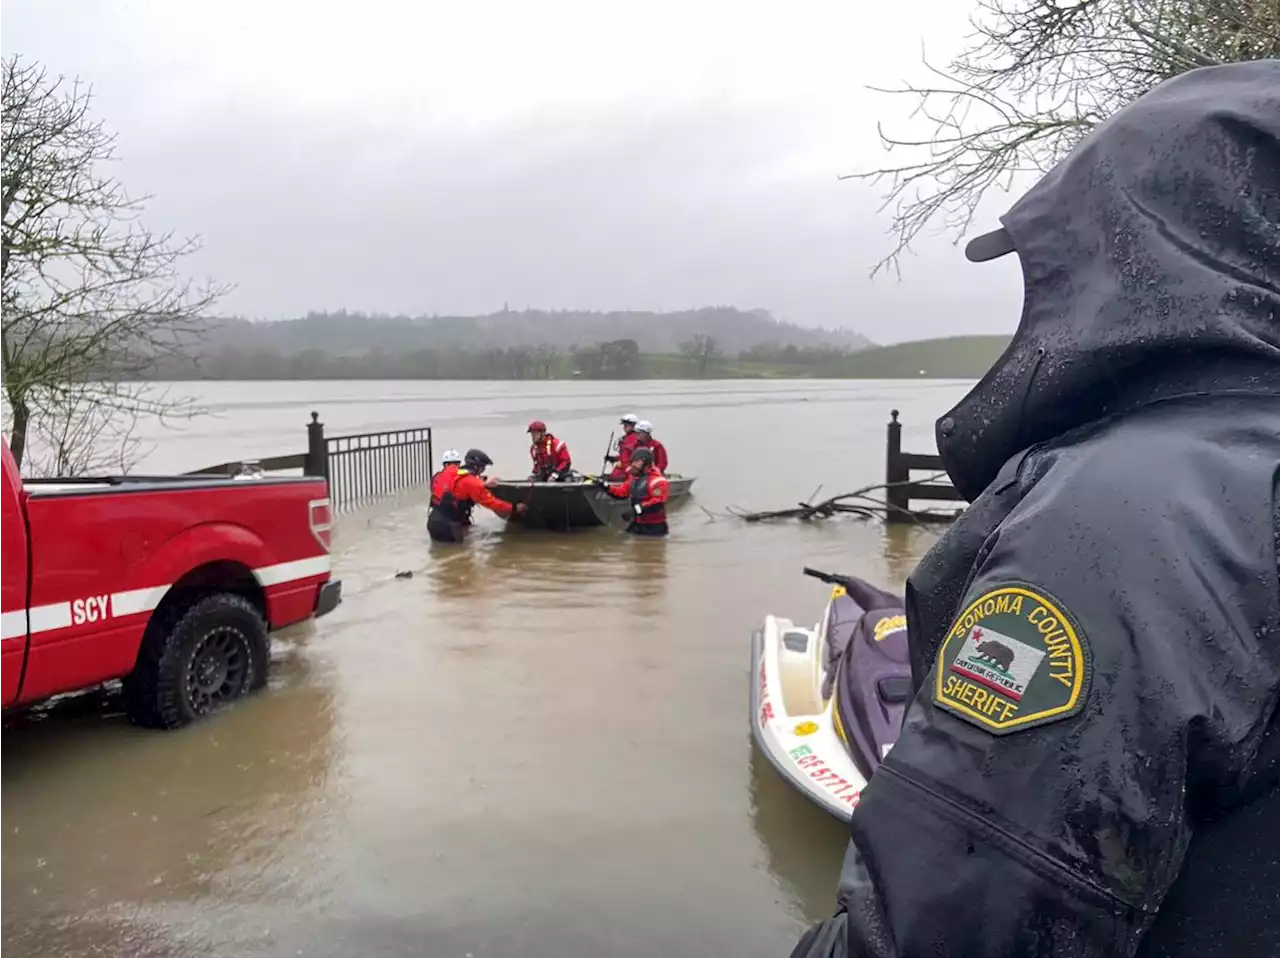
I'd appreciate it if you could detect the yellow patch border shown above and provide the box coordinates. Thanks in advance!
[933,584,1090,734]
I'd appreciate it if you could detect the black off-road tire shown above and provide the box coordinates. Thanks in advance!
[124,592,269,730]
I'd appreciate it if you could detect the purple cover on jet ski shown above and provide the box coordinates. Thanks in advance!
[820,576,911,783]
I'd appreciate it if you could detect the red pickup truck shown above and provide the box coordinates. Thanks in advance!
[1,437,341,729]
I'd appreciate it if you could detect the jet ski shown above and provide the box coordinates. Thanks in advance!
[749,567,913,820]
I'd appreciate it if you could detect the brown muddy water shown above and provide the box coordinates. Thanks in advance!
[3,379,972,958]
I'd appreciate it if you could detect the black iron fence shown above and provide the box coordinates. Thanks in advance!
[309,415,433,512]
[883,409,965,522]
[189,412,433,513]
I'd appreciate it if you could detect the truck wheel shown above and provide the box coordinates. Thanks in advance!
[125,593,269,729]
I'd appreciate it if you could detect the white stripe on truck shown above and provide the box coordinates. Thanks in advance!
[29,602,74,634]
[110,585,171,617]
[0,609,33,642]
[254,556,332,587]
[0,555,331,641]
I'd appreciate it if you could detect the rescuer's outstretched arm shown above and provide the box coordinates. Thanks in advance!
[458,475,514,519]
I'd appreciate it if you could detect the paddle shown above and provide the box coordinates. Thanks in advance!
[600,430,615,475]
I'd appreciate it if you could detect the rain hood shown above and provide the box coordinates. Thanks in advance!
[939,60,1280,501]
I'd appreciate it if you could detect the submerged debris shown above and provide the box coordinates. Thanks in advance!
[730,473,959,524]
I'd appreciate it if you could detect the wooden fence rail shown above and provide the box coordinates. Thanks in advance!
[883,409,965,522]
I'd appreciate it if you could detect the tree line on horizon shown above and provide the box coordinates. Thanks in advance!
[196,307,874,357]
[138,335,868,382]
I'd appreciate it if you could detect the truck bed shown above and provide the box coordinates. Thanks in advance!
[23,474,320,497]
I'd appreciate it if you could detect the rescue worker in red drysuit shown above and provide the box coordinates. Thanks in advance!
[606,413,641,479]
[427,448,525,543]
[632,420,668,473]
[527,420,572,481]
[429,449,462,507]
[596,447,668,537]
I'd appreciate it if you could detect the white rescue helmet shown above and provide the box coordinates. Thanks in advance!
[620,413,639,425]
[635,420,653,434]
[441,448,462,465]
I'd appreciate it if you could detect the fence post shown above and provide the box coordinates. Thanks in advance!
[304,411,328,480]
[885,409,910,520]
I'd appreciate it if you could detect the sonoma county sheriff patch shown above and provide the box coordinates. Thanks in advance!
[932,584,1092,735]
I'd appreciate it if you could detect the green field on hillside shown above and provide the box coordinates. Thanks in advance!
[638,335,1011,380]
[820,335,1011,379]
[148,334,1013,381]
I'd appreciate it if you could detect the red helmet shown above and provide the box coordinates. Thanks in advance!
[527,420,547,433]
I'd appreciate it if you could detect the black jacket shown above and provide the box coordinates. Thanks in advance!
[792,61,1280,958]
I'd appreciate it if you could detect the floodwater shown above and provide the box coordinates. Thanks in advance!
[3,379,972,958]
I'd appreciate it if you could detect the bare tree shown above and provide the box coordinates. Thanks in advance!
[853,0,1280,276]
[1,56,227,472]
[679,334,721,376]
[532,343,562,379]
[508,345,533,380]
[21,382,153,476]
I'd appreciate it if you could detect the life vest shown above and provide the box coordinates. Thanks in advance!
[629,471,667,525]
[531,435,570,477]
[436,468,476,523]
[607,433,637,478]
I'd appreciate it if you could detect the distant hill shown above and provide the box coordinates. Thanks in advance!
[201,307,873,356]
[136,318,1005,382]
[821,335,1011,378]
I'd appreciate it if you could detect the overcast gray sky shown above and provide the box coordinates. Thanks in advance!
[3,0,1026,344]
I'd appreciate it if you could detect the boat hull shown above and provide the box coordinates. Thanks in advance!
[488,476,696,530]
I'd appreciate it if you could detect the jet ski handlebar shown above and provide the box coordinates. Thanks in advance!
[801,567,859,590]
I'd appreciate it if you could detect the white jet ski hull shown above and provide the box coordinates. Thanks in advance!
[749,610,865,822]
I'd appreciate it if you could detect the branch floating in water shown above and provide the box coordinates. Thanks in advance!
[731,473,960,524]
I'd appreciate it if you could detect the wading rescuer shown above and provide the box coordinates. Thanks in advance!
[528,420,572,481]
[606,413,641,478]
[633,421,667,473]
[430,449,462,507]
[595,447,669,537]
[789,62,1280,958]
[427,449,526,543]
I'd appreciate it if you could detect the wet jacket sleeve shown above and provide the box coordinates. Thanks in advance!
[651,440,668,472]
[553,439,571,473]
[457,474,513,518]
[618,433,638,467]
[605,479,629,500]
[790,443,1279,958]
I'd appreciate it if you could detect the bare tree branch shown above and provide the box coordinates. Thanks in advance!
[2,55,230,472]
[857,0,1280,277]
[678,334,721,377]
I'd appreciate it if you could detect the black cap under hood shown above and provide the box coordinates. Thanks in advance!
[939,60,1280,502]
